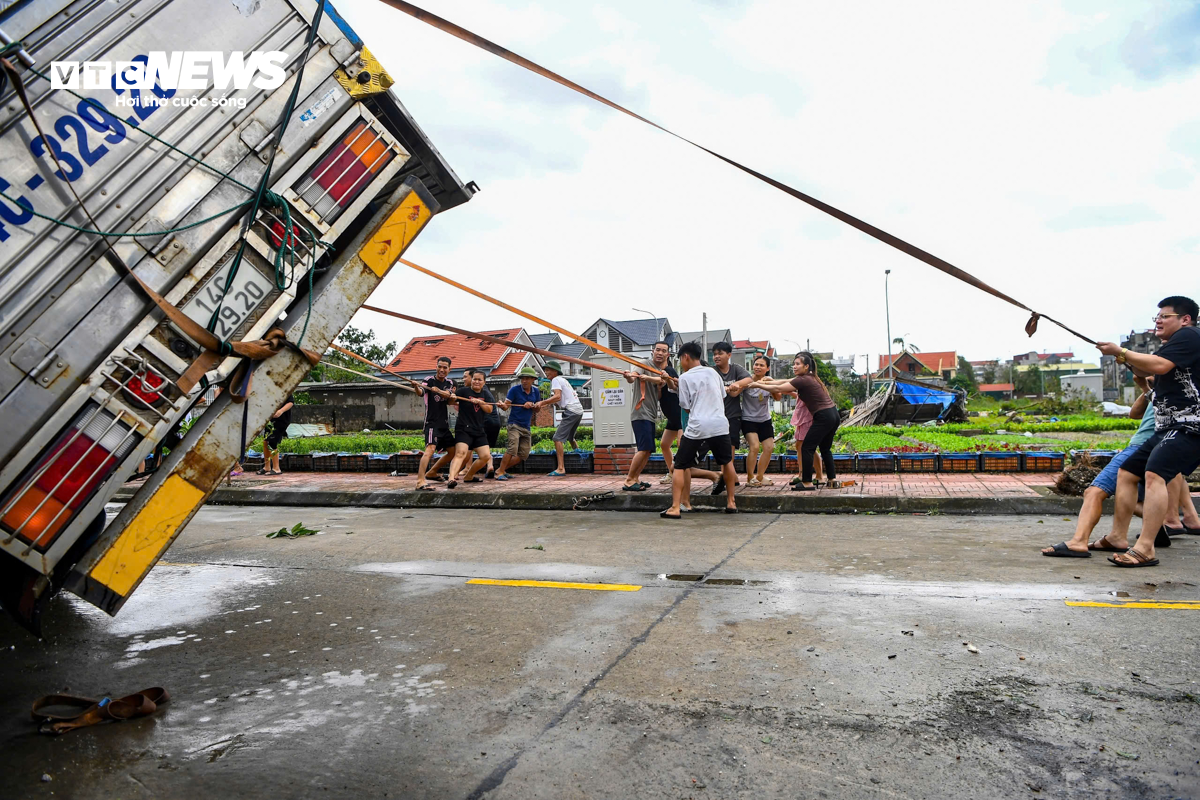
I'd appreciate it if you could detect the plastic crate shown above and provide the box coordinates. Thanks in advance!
[979,452,1021,472]
[856,454,896,474]
[831,454,856,474]
[564,452,593,474]
[241,455,265,473]
[897,453,938,473]
[338,454,369,472]
[525,453,558,473]
[939,453,978,473]
[393,453,424,473]
[310,452,338,471]
[367,454,398,472]
[732,454,748,474]
[766,454,785,474]
[282,453,312,472]
[1023,451,1065,472]
[1070,449,1115,468]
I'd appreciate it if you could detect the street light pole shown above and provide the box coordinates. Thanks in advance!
[884,270,893,384]
[632,307,661,343]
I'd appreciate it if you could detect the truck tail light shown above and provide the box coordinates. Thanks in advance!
[295,120,394,223]
[125,370,165,405]
[0,405,139,550]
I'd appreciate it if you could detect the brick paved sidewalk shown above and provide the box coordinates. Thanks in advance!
[209,470,1061,499]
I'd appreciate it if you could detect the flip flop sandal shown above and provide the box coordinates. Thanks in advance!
[270,470,283,476]
[415,485,435,492]
[427,475,447,483]
[710,482,727,495]
[638,482,652,489]
[724,507,739,514]
[446,479,458,489]
[32,687,169,735]
[791,484,817,492]
[622,483,647,492]
[1042,542,1091,558]
[547,470,567,477]
[255,469,270,475]
[1108,549,1160,568]
[1087,536,1126,552]
[659,510,681,520]
[494,474,511,481]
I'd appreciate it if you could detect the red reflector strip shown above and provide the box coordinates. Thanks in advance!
[295,120,395,223]
[0,405,139,551]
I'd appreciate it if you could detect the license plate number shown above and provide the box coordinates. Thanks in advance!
[180,261,273,342]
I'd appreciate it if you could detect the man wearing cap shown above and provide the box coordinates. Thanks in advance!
[536,360,584,477]
[495,366,541,481]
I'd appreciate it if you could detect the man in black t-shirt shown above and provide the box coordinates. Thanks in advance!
[1098,295,1200,567]
[411,356,457,490]
[445,371,494,489]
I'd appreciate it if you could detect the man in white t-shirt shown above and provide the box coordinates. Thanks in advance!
[535,360,584,477]
[662,342,738,518]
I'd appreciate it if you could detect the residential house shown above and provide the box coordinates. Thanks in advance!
[676,328,733,365]
[977,383,1014,400]
[385,328,547,416]
[730,339,775,371]
[581,318,679,361]
[876,350,959,384]
[1012,351,1077,367]
[969,359,1001,382]
[1122,330,1161,356]
[829,355,857,379]
[529,332,597,410]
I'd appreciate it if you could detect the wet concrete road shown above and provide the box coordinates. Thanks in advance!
[2,508,1199,799]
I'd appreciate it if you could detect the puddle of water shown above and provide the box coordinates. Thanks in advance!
[664,573,704,582]
[64,564,278,635]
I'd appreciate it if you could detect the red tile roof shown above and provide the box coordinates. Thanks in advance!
[878,351,958,373]
[732,339,775,357]
[978,383,1014,392]
[387,328,527,375]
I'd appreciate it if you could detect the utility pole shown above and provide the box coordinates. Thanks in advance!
[701,312,708,365]
[862,353,871,395]
[884,269,893,385]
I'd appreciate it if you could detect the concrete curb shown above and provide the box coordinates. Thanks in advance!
[113,486,1088,515]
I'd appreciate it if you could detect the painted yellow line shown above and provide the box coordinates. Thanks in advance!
[467,578,641,592]
[1066,600,1200,610]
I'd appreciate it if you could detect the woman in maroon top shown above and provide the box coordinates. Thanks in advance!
[750,352,840,490]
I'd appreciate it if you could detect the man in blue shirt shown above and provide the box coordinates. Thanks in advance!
[494,367,541,480]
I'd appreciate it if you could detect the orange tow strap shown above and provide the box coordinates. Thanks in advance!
[394,258,667,374]
[31,688,169,735]
[376,1,1099,346]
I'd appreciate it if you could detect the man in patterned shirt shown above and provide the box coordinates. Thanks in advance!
[1098,295,1200,567]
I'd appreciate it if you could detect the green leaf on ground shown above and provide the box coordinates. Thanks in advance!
[524,544,544,551]
[266,522,320,539]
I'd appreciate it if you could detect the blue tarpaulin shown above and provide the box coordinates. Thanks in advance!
[892,382,958,418]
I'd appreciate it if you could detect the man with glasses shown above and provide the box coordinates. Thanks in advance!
[408,356,456,490]
[620,340,673,491]
[1096,296,1200,567]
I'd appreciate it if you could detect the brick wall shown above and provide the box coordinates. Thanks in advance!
[593,446,634,475]
[293,404,376,433]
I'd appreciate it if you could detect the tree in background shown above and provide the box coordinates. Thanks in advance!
[309,325,397,383]
[980,364,998,385]
[1014,365,1043,396]
[949,356,978,394]
[843,375,868,404]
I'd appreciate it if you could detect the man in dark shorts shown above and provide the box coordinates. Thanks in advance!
[262,393,294,475]
[661,342,737,518]
[411,356,456,490]
[445,370,494,488]
[466,368,502,479]
[620,340,672,491]
[1099,295,1200,567]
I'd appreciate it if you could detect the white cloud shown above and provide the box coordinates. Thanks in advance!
[337,0,1200,371]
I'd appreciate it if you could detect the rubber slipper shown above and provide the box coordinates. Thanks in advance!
[427,475,447,483]
[659,510,681,520]
[446,479,458,489]
[724,507,739,514]
[547,470,567,477]
[710,482,726,495]
[622,483,647,492]
[494,474,511,481]
[791,485,817,492]
[485,472,496,480]
[255,469,269,475]
[415,485,435,492]
[638,482,651,489]
[1108,550,1159,568]
[1087,536,1126,552]
[1042,542,1091,558]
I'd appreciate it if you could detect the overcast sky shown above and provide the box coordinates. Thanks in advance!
[335,0,1199,373]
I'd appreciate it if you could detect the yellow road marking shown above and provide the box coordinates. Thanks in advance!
[1066,599,1200,610]
[467,578,641,592]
